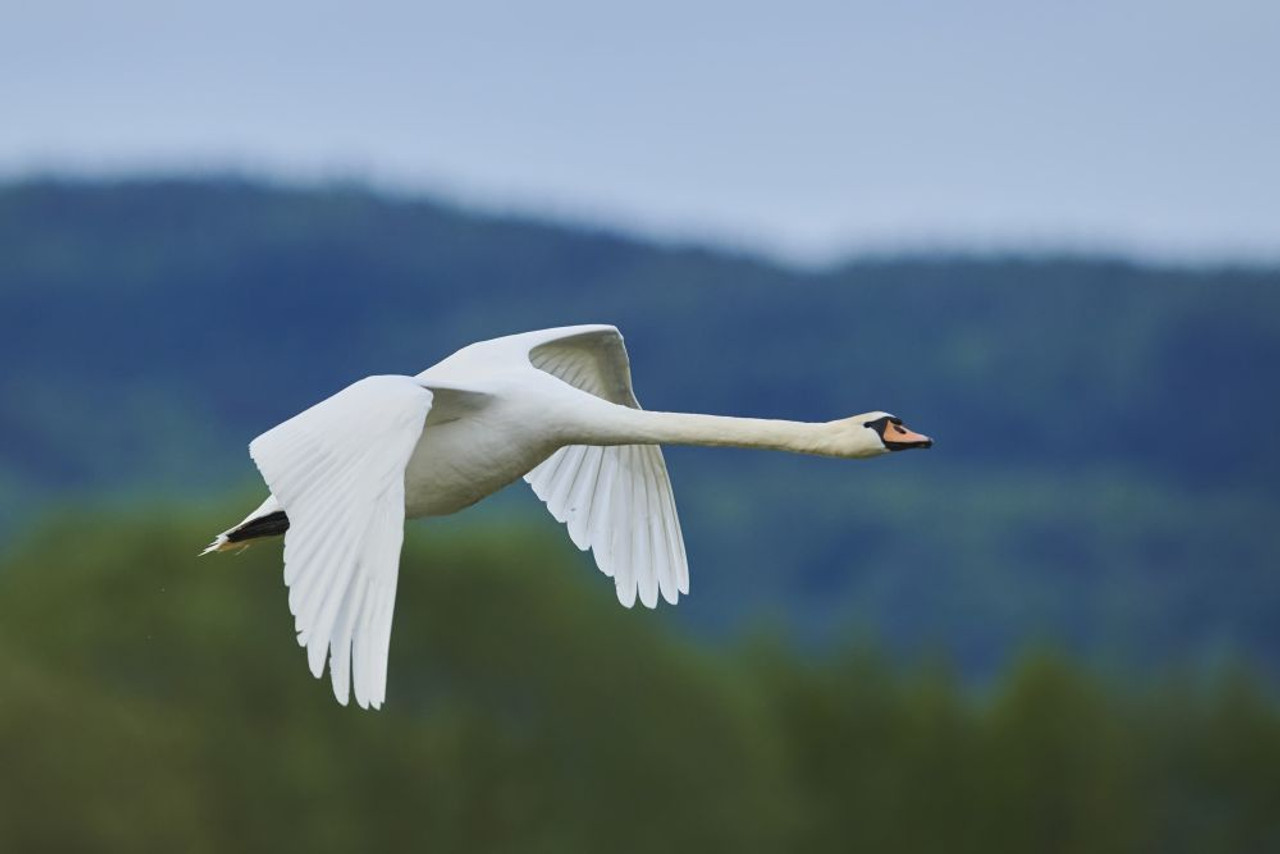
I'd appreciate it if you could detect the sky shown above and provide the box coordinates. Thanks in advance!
[2,0,1277,265]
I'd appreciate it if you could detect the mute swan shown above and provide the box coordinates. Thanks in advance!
[205,325,932,708]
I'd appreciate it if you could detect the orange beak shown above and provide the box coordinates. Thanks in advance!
[884,421,933,451]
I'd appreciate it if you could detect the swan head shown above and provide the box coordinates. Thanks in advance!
[843,411,933,457]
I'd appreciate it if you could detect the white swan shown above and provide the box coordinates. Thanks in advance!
[205,325,932,708]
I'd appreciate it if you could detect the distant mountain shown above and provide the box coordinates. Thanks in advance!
[3,177,1278,675]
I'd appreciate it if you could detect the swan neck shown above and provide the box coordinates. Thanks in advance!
[618,409,846,456]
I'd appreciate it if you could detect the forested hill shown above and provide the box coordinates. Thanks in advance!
[3,177,1279,674]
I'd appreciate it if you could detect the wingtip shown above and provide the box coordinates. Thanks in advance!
[614,582,638,608]
[638,586,659,609]
[307,642,327,679]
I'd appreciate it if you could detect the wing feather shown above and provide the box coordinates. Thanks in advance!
[610,460,637,607]
[249,374,432,709]
[565,447,603,549]
[524,329,689,607]
[630,447,657,608]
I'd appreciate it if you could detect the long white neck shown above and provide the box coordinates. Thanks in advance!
[584,407,879,458]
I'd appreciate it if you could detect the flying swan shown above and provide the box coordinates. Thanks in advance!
[205,325,932,708]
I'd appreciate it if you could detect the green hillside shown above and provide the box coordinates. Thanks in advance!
[2,510,1277,852]
[1,177,1278,674]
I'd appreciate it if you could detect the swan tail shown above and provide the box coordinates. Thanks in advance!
[200,532,240,555]
[201,504,290,556]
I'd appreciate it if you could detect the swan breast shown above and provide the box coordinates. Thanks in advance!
[402,393,560,518]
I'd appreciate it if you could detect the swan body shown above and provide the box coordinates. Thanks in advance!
[206,324,932,708]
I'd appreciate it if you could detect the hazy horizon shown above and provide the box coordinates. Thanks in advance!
[3,0,1277,266]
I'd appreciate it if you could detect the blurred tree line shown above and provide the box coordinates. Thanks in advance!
[1,507,1277,852]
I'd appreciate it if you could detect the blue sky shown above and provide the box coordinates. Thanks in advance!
[3,0,1277,264]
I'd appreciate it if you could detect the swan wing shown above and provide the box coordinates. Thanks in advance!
[248,375,434,709]
[523,327,689,607]
[526,324,640,407]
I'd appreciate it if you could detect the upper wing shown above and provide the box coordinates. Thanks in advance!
[527,325,640,407]
[248,375,433,710]
[523,327,689,608]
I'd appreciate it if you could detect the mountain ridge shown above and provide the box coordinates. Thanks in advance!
[3,176,1278,675]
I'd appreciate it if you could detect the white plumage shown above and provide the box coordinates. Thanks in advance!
[248,376,431,710]
[208,324,932,709]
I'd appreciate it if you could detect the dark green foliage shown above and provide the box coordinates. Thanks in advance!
[1,509,1278,852]
[0,510,788,853]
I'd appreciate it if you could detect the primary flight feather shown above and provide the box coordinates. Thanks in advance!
[205,325,933,709]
